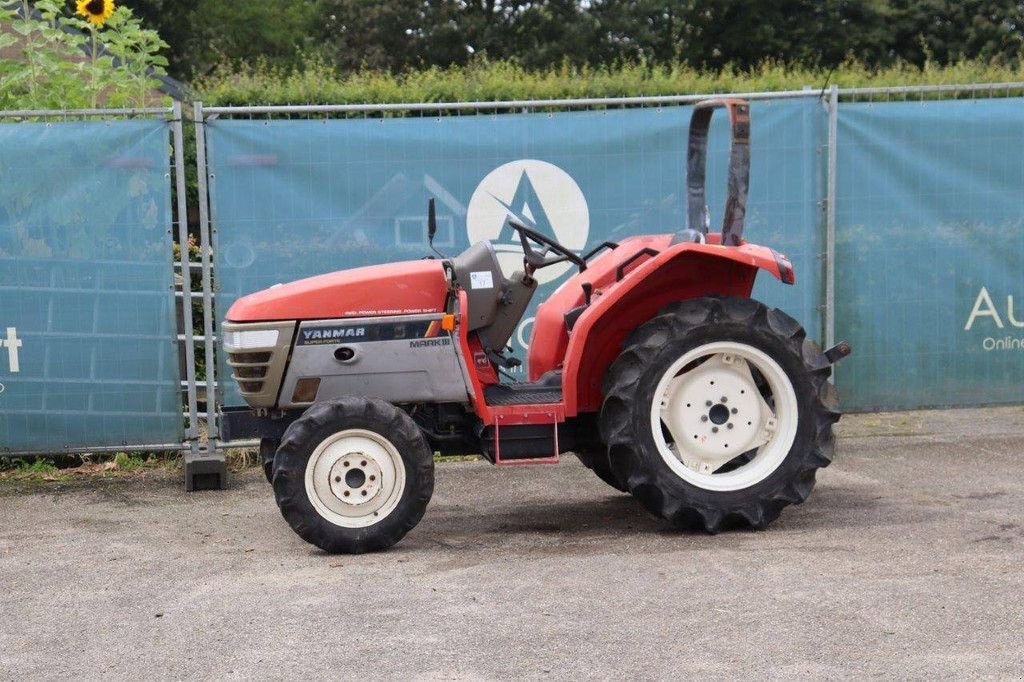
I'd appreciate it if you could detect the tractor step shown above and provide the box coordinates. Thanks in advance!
[483,382,563,406]
[495,453,560,466]
[478,408,600,466]
[483,406,568,465]
[483,421,561,466]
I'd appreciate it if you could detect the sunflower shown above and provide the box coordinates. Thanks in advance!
[76,0,115,27]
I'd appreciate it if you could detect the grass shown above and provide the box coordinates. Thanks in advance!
[435,454,482,463]
[0,452,177,484]
[0,447,484,486]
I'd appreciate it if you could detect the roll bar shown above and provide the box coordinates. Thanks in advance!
[686,98,750,246]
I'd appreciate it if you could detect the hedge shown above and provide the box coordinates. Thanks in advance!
[194,58,1024,107]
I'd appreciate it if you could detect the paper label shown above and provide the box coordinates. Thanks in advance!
[470,271,494,289]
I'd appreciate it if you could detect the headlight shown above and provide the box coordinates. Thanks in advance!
[223,328,279,350]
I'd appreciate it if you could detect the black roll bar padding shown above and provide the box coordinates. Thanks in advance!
[686,98,751,246]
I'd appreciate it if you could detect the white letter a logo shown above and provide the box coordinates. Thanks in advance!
[965,287,1003,330]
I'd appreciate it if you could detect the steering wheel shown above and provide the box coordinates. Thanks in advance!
[507,219,587,273]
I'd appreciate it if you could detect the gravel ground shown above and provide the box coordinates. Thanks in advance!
[1,407,1023,680]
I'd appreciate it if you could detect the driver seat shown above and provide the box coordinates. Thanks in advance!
[450,241,537,359]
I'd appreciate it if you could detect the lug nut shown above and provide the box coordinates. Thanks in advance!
[721,396,728,403]
[343,491,350,497]
[712,426,719,433]
[727,423,734,429]
[701,415,708,422]
[731,407,738,414]
[705,400,713,407]
[334,476,341,483]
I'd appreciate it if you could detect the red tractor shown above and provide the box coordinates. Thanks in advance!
[220,98,850,553]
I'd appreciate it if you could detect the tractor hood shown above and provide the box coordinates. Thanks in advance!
[226,259,450,322]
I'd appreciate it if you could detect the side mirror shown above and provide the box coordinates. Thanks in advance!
[427,198,437,245]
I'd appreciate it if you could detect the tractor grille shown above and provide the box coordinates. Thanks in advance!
[221,321,295,408]
[227,350,275,396]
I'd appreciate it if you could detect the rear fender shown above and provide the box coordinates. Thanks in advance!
[562,241,793,415]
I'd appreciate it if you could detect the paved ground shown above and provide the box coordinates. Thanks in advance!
[1,407,1023,680]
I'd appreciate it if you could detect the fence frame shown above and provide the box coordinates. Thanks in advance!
[0,102,204,465]
[193,102,219,454]
[194,88,835,451]
[7,80,1024,480]
[196,80,1024,451]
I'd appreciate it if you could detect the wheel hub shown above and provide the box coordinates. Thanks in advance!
[708,403,730,425]
[660,351,779,475]
[328,453,383,506]
[305,429,405,528]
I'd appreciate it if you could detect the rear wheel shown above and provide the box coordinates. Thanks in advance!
[600,296,839,532]
[575,449,627,492]
[272,397,434,553]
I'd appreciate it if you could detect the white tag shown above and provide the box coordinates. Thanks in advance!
[470,271,494,289]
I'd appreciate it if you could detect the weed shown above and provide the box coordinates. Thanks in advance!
[112,452,146,471]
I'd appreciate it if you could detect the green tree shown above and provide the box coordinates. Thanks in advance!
[120,0,1024,78]
[122,0,201,78]
[589,0,894,70]
[316,0,607,71]
[501,0,604,68]
[885,0,1024,66]
[184,0,318,76]
[312,0,904,73]
[121,0,317,78]
[316,0,432,72]
[588,1,692,64]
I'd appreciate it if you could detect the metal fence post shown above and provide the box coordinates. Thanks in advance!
[171,101,200,453]
[174,100,227,491]
[825,84,838,351]
[194,102,219,451]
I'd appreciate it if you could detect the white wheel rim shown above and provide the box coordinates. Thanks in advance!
[304,429,406,528]
[650,341,799,492]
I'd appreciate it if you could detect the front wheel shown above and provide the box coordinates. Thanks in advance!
[260,438,279,484]
[272,398,434,553]
[600,296,840,532]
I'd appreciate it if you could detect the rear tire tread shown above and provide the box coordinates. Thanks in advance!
[599,296,840,533]
[574,449,628,492]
